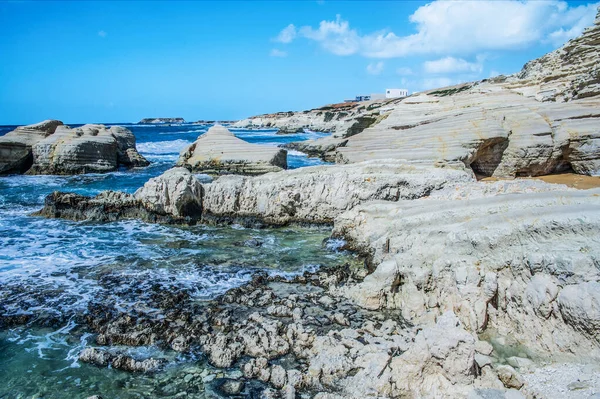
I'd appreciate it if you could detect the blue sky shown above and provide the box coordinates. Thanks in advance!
[0,0,598,124]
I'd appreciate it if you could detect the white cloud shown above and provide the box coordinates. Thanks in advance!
[270,49,288,57]
[489,70,501,78]
[546,3,599,45]
[288,1,600,58]
[299,14,360,56]
[423,56,483,74]
[98,30,107,38]
[396,67,413,76]
[366,61,384,75]
[274,24,297,44]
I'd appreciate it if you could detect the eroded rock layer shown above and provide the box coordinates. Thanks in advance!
[28,124,149,174]
[0,120,63,174]
[176,125,287,175]
[334,183,600,359]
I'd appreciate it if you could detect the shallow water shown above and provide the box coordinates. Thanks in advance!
[0,123,350,398]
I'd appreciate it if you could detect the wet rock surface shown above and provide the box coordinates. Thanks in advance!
[1,256,528,398]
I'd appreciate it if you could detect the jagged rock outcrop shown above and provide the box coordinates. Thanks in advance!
[26,124,149,175]
[176,125,287,175]
[33,167,202,223]
[0,120,63,174]
[34,160,475,226]
[333,182,600,358]
[35,161,473,226]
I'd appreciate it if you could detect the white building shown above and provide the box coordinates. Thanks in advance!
[385,88,409,99]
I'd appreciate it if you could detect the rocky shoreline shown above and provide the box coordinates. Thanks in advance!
[29,158,600,397]
[3,8,600,399]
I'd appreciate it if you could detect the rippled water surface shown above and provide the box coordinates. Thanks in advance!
[0,123,349,398]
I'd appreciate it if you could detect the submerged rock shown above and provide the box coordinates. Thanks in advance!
[79,347,164,373]
[177,125,287,175]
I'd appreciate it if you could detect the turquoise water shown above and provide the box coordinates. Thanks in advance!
[0,124,348,398]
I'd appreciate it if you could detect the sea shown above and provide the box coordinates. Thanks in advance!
[0,123,357,398]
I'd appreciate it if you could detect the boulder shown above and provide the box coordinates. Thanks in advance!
[176,125,287,175]
[558,282,600,339]
[0,120,63,174]
[134,167,203,218]
[28,124,149,174]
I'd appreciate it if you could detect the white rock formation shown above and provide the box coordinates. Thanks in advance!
[335,87,600,177]
[134,167,203,218]
[0,120,63,174]
[176,125,287,175]
[333,183,600,358]
[28,124,148,174]
[201,160,473,225]
[506,8,600,102]
[233,98,398,135]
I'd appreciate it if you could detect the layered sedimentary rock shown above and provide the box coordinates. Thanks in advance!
[506,8,600,101]
[36,161,473,226]
[233,99,398,135]
[201,160,472,225]
[334,85,600,177]
[27,124,149,175]
[334,182,600,358]
[176,125,287,175]
[0,120,63,174]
